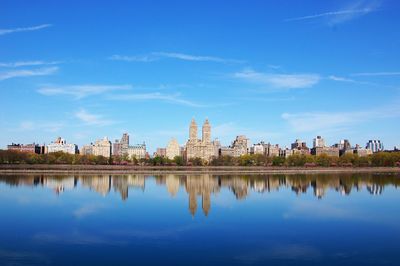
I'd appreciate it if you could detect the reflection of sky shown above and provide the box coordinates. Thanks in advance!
[0,174,400,266]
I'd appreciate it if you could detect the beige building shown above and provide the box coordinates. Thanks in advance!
[127,143,147,159]
[166,138,180,160]
[92,137,112,158]
[185,119,217,162]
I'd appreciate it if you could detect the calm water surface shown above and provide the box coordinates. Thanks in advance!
[0,173,400,265]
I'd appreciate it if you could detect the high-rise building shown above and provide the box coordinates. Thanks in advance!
[112,133,146,159]
[313,136,325,148]
[185,118,218,162]
[366,140,384,153]
[166,138,180,160]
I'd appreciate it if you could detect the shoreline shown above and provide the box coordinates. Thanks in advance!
[0,164,399,175]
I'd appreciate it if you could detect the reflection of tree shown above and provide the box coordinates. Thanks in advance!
[0,173,399,214]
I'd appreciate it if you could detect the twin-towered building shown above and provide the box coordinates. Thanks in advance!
[185,118,219,162]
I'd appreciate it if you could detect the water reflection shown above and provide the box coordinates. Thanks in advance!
[1,173,399,216]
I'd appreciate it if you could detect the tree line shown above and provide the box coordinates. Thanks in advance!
[0,149,400,167]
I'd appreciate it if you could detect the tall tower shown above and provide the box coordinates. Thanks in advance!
[202,119,211,143]
[189,118,198,141]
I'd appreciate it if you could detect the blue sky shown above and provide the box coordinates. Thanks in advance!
[1,0,399,152]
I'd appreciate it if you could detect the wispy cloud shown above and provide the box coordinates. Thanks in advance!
[109,54,157,62]
[109,92,204,107]
[282,104,400,133]
[234,69,320,89]
[351,72,400,77]
[328,75,356,82]
[75,109,114,126]
[0,60,60,68]
[0,24,52,36]
[17,121,64,132]
[37,84,131,99]
[0,66,58,81]
[285,1,380,25]
[110,52,243,64]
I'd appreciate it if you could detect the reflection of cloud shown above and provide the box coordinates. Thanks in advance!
[73,203,107,218]
[283,201,353,219]
[107,224,198,240]
[0,248,50,265]
[236,244,322,262]
[32,231,126,246]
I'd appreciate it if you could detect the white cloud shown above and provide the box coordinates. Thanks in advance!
[0,24,52,36]
[109,54,157,62]
[75,109,114,126]
[328,75,355,82]
[37,84,131,99]
[234,69,320,89]
[282,105,400,133]
[110,52,243,64]
[17,121,64,132]
[109,92,204,107]
[351,72,400,77]
[285,1,380,25]
[0,67,58,81]
[0,60,60,68]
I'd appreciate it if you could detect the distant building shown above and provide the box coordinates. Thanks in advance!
[80,145,93,155]
[46,137,77,154]
[279,148,292,158]
[112,133,129,156]
[166,139,180,160]
[112,133,146,159]
[92,137,112,158]
[231,135,248,157]
[291,139,310,155]
[185,119,218,162]
[127,143,147,159]
[313,136,325,148]
[266,143,280,157]
[366,140,384,153]
[7,143,44,154]
[353,144,373,157]
[249,141,266,155]
[291,139,307,150]
[311,146,340,157]
[154,148,167,158]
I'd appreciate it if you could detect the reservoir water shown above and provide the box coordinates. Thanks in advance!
[0,173,399,265]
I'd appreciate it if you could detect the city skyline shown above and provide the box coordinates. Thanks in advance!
[1,0,400,152]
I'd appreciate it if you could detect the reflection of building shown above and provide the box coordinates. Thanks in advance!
[166,139,180,160]
[185,119,218,162]
[81,175,111,196]
[112,175,145,200]
[46,137,77,154]
[185,175,220,216]
[166,175,180,197]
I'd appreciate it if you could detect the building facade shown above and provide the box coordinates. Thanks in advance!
[7,143,44,154]
[366,140,384,153]
[166,138,180,160]
[92,137,112,158]
[185,119,217,162]
[46,137,77,154]
[313,136,325,148]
